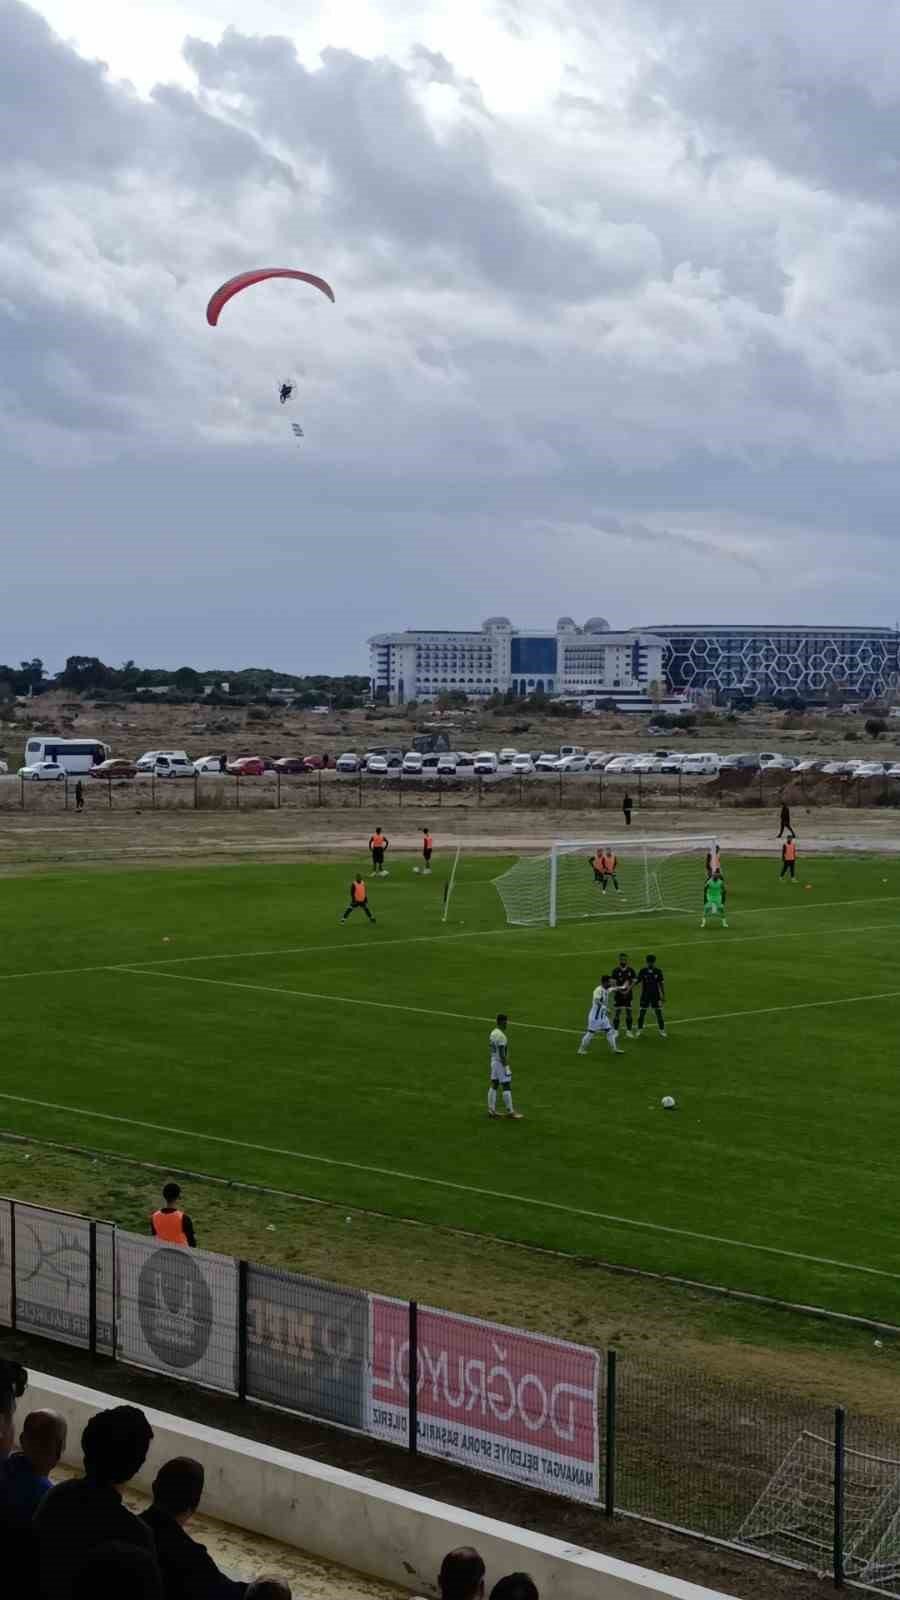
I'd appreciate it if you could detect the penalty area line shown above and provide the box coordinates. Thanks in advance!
[0,1088,896,1283]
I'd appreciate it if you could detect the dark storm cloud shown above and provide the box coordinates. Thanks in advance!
[183,29,659,299]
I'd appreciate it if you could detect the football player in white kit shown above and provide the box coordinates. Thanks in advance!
[488,1013,523,1119]
[578,976,626,1056]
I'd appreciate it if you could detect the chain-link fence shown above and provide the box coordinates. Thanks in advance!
[3,768,897,815]
[2,1193,898,1593]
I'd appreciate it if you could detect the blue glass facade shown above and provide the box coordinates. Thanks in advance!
[511,637,558,675]
[658,628,899,701]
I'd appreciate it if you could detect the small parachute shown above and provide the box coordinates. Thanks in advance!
[206,268,335,326]
[291,422,304,441]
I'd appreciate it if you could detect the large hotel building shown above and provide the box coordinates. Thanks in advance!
[368,617,899,707]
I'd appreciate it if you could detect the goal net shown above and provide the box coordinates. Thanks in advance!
[735,1429,900,1585]
[492,835,717,927]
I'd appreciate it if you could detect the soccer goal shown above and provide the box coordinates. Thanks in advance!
[492,835,717,927]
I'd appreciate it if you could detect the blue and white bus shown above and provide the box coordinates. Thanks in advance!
[23,737,111,773]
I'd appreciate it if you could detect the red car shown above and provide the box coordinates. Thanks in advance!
[227,756,265,776]
[302,754,327,770]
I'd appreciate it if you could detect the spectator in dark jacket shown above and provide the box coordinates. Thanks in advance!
[245,1582,291,1600]
[141,1457,246,1600]
[0,1409,67,1524]
[0,1357,28,1460]
[35,1405,157,1600]
[490,1578,539,1600]
[439,1548,486,1600]
[72,1541,163,1600]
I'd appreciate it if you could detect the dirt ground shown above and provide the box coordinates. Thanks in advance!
[1,800,899,875]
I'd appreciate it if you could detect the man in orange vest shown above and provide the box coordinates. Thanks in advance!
[368,828,389,875]
[342,875,376,923]
[150,1182,196,1248]
[421,828,434,875]
[780,837,798,880]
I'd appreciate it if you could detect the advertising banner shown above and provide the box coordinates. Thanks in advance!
[369,1297,600,1502]
[246,1265,368,1428]
[13,1205,115,1352]
[0,1199,11,1327]
[117,1231,238,1394]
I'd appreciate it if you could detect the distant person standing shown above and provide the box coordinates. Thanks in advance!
[780,836,798,880]
[218,753,227,774]
[622,792,633,828]
[74,781,84,812]
[421,828,434,874]
[368,827,389,875]
[150,1183,197,1248]
[636,955,667,1038]
[341,875,375,923]
[777,800,795,839]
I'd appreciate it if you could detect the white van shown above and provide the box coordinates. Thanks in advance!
[152,755,195,779]
[135,749,190,773]
[680,752,721,775]
[474,751,499,774]
[23,737,110,774]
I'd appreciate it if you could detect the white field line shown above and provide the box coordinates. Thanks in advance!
[0,1088,897,1283]
[118,964,900,1038]
[0,894,899,987]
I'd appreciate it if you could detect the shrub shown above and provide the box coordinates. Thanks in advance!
[865,717,887,739]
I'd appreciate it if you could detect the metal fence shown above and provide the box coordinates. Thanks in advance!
[2,769,898,813]
[1,1194,897,1592]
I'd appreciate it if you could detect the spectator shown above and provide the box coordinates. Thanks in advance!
[245,1581,291,1600]
[439,1547,486,1600]
[490,1578,538,1600]
[622,791,633,828]
[72,1541,163,1600]
[75,780,85,812]
[0,1357,28,1459]
[141,1456,246,1600]
[35,1404,157,1600]
[0,1408,67,1524]
[151,1182,197,1247]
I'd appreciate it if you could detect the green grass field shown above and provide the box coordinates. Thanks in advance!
[3,848,900,1323]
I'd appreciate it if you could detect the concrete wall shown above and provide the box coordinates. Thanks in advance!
[27,1371,739,1600]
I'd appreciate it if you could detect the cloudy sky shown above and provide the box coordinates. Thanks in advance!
[5,0,900,675]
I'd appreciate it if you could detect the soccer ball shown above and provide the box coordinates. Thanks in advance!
[413,867,420,874]
[661,1095,676,1110]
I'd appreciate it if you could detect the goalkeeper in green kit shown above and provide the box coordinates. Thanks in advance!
[701,868,728,929]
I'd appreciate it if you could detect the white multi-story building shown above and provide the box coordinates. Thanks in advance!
[368,617,667,706]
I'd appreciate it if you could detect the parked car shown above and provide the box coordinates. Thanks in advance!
[555,754,590,772]
[535,753,562,773]
[473,751,499,774]
[421,753,441,771]
[335,753,360,773]
[227,756,265,776]
[152,756,196,779]
[19,761,66,781]
[886,763,900,778]
[498,748,519,766]
[559,745,585,759]
[274,757,307,775]
[679,754,720,776]
[586,750,612,769]
[854,761,886,777]
[135,749,190,772]
[604,754,639,773]
[718,753,759,770]
[385,753,403,770]
[511,754,535,774]
[366,755,388,775]
[90,759,137,779]
[821,760,850,775]
[629,755,658,773]
[792,758,822,773]
[402,753,424,774]
[455,752,475,770]
[436,754,459,776]
[760,755,796,771]
[302,754,327,771]
[193,755,227,774]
